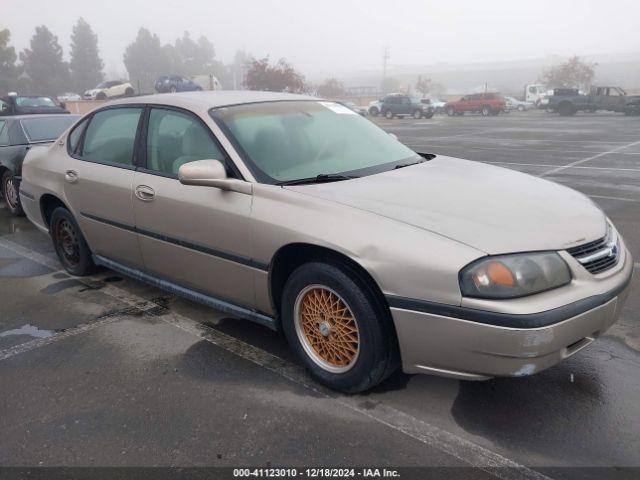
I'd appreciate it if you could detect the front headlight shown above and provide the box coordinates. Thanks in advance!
[459,252,571,299]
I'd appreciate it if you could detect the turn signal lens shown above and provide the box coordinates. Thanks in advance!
[460,252,571,299]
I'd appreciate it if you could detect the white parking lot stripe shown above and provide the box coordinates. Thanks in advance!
[0,236,552,480]
[540,140,640,177]
[481,162,640,172]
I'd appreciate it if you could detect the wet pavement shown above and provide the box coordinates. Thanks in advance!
[0,110,638,478]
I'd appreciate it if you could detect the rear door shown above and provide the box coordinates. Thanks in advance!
[132,106,255,306]
[63,106,144,267]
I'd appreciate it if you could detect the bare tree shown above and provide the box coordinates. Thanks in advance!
[317,78,346,98]
[415,75,431,97]
[245,57,306,93]
[541,56,597,90]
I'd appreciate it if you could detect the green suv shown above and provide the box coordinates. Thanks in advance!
[380,94,434,119]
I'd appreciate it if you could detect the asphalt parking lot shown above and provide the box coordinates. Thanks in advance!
[1,109,638,479]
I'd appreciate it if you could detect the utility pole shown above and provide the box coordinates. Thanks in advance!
[382,46,390,81]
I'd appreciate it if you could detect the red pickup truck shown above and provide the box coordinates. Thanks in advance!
[444,93,506,116]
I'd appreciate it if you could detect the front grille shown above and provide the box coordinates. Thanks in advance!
[567,226,620,274]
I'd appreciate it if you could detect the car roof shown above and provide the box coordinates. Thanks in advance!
[107,91,321,112]
[1,114,79,120]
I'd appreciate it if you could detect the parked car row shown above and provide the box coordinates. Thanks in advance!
[368,94,434,119]
[9,90,632,393]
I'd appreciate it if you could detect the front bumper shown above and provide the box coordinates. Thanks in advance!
[391,252,634,380]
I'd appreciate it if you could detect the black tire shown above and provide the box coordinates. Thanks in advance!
[481,105,492,116]
[50,207,96,276]
[558,102,577,116]
[169,86,177,93]
[412,109,422,119]
[369,106,379,116]
[517,104,525,111]
[96,92,107,100]
[384,109,394,119]
[281,262,399,393]
[124,87,134,96]
[446,106,456,116]
[2,170,24,216]
[423,109,434,119]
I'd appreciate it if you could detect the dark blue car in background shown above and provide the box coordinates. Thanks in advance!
[155,75,202,93]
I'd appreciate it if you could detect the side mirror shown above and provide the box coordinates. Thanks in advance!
[178,159,252,195]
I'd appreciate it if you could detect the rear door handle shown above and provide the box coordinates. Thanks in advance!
[135,185,155,201]
[65,170,79,184]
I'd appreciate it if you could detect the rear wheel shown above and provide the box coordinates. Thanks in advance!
[385,109,394,119]
[124,87,134,96]
[517,104,525,111]
[413,109,422,119]
[50,207,96,276]
[481,105,492,116]
[446,106,456,116]
[96,92,107,100]
[169,86,177,93]
[423,109,434,119]
[2,171,24,216]
[281,262,398,393]
[368,106,379,116]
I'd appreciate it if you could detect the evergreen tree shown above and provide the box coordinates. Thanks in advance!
[123,28,172,93]
[20,26,70,96]
[0,28,22,94]
[69,18,104,93]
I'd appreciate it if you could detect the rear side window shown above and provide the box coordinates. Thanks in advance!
[0,120,8,146]
[20,116,79,142]
[146,108,225,175]
[81,108,142,167]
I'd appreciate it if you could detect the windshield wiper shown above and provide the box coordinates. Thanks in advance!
[394,160,424,169]
[277,173,359,186]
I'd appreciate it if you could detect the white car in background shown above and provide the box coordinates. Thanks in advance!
[84,80,135,100]
[504,96,534,112]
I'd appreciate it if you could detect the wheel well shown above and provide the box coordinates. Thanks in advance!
[0,166,8,194]
[40,194,68,228]
[269,243,389,319]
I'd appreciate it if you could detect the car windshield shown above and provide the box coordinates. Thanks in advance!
[96,82,111,88]
[20,115,79,142]
[212,101,420,184]
[14,96,57,107]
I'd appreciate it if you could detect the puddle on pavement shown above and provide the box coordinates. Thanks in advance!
[0,324,55,339]
[40,278,84,294]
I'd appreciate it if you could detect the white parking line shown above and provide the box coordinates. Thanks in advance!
[541,140,640,177]
[0,236,551,480]
[481,161,640,172]
[402,143,640,157]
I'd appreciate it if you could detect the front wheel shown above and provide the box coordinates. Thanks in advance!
[96,92,107,100]
[124,87,134,96]
[481,105,492,116]
[517,104,525,111]
[281,262,399,393]
[368,106,379,116]
[413,109,422,119]
[2,171,24,216]
[384,109,394,119]
[50,207,96,276]
[446,106,456,116]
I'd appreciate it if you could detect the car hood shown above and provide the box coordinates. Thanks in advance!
[286,156,606,254]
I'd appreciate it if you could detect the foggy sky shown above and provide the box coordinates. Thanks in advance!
[3,0,640,80]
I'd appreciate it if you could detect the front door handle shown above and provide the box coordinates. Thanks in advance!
[135,185,155,201]
[65,170,79,184]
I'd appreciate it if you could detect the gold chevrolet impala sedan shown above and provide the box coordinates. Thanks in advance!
[20,91,633,392]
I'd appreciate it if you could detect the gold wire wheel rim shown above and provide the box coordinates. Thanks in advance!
[294,285,360,374]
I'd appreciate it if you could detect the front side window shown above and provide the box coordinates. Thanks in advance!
[15,96,56,107]
[82,108,142,167]
[68,117,89,154]
[212,101,420,184]
[146,108,225,175]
